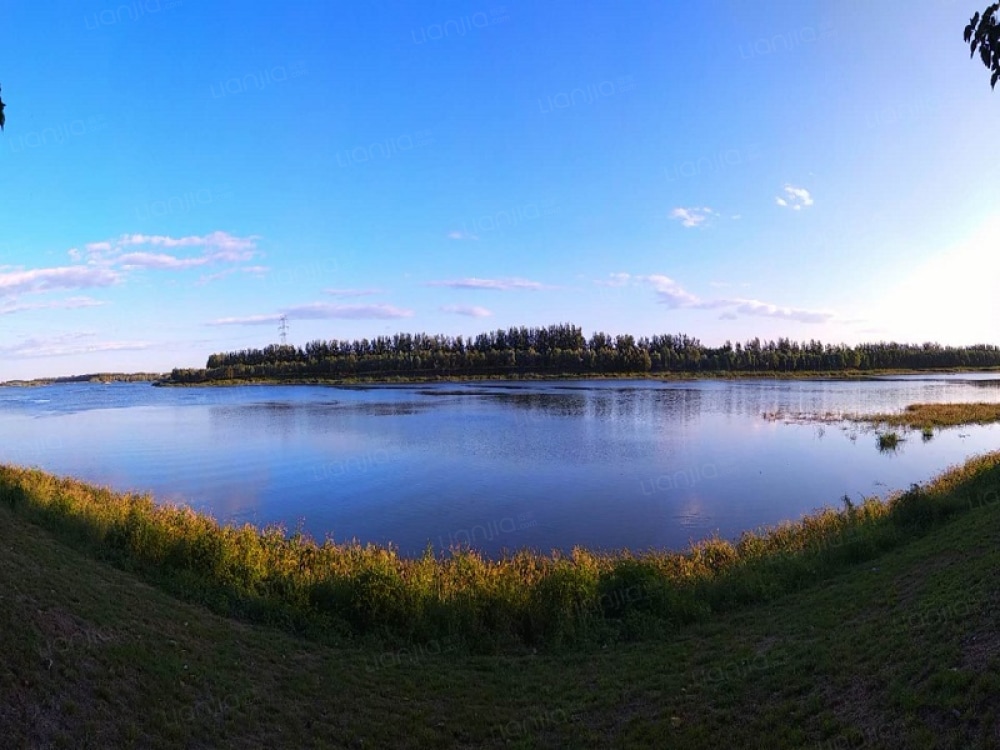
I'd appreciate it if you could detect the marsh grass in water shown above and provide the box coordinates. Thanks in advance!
[877,431,902,452]
[766,402,1000,450]
[3,452,1000,652]
[859,402,1000,430]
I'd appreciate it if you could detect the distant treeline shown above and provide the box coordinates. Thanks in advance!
[163,323,1000,384]
[2,372,164,386]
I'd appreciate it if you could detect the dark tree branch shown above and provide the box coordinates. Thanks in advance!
[965,4,1000,88]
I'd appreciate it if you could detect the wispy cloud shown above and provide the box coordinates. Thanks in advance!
[595,272,632,287]
[440,304,493,318]
[81,231,260,268]
[117,252,211,270]
[446,230,479,241]
[117,231,257,254]
[426,277,546,291]
[324,288,383,298]
[0,266,120,298]
[196,265,269,285]
[729,298,833,323]
[644,274,719,308]
[670,206,715,228]
[0,296,106,316]
[616,273,834,324]
[284,302,413,320]
[208,314,282,327]
[0,232,262,316]
[775,184,813,210]
[208,302,414,326]
[0,332,150,358]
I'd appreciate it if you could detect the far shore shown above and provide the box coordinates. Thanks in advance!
[150,365,1000,388]
[4,366,1000,389]
[0,367,1000,388]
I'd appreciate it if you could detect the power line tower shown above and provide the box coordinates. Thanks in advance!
[278,315,289,346]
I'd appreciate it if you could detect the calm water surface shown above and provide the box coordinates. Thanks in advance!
[2,375,999,557]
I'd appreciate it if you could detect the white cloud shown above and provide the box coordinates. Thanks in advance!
[447,231,479,241]
[426,277,546,291]
[440,304,493,318]
[0,266,120,298]
[670,206,715,228]
[117,252,208,270]
[623,273,835,324]
[776,184,813,210]
[0,296,106,316]
[83,231,260,268]
[22,232,267,298]
[0,332,150,358]
[117,231,257,253]
[729,298,834,323]
[643,274,709,308]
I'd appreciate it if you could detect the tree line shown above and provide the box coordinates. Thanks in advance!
[163,323,1000,383]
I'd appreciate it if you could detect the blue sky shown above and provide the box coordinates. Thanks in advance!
[1,0,998,379]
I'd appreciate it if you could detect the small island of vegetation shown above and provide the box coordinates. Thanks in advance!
[856,402,1000,430]
[766,402,1000,442]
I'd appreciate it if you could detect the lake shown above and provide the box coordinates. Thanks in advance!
[2,375,999,557]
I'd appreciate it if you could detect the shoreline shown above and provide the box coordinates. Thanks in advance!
[4,366,999,389]
[2,452,998,746]
[2,451,998,650]
[150,365,1000,388]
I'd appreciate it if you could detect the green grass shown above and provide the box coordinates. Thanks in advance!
[2,456,995,653]
[1,454,999,746]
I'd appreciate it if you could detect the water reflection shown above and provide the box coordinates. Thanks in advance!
[0,376,998,557]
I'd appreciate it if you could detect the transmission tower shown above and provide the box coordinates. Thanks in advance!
[278,315,289,346]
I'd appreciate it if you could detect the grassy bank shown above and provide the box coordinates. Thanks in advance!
[2,454,1000,656]
[1,455,998,747]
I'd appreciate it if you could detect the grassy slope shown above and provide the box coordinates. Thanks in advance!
[2,463,999,748]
